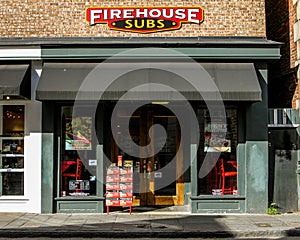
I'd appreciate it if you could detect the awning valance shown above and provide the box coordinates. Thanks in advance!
[0,64,30,99]
[36,62,261,101]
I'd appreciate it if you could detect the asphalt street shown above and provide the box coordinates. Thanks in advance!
[0,238,299,240]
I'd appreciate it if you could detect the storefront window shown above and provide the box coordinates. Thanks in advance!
[60,106,97,197]
[0,105,25,196]
[198,107,238,196]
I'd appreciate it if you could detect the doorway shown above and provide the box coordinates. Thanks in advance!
[268,128,298,213]
[111,104,184,206]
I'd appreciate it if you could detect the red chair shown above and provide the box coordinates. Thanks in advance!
[62,158,82,179]
[62,158,82,193]
[217,159,237,195]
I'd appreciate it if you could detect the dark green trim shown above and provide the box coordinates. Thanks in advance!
[41,133,54,213]
[41,101,57,213]
[184,182,191,205]
[191,199,245,213]
[0,37,281,60]
[56,200,104,213]
[41,47,281,60]
[190,144,198,197]
[96,145,104,213]
[55,196,105,201]
[191,195,245,200]
[247,64,268,141]
[0,36,282,46]
[96,145,104,197]
[237,144,246,197]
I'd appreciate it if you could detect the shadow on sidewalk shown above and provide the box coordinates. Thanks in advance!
[0,214,232,238]
[0,212,299,239]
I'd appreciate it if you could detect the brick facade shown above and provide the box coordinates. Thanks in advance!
[0,0,266,37]
[266,0,297,108]
[293,0,300,108]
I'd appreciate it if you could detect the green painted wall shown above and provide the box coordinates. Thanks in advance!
[96,145,104,213]
[237,144,246,196]
[41,133,54,213]
[245,141,269,213]
[41,102,56,213]
[244,64,268,213]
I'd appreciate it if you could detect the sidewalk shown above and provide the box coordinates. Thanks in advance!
[0,210,299,239]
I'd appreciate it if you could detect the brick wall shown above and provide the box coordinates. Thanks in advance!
[266,0,297,108]
[292,0,300,108]
[0,0,266,37]
[290,0,297,68]
[290,0,298,108]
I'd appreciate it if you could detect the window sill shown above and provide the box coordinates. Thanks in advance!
[0,196,29,201]
[0,168,24,173]
[55,196,105,201]
[190,195,246,200]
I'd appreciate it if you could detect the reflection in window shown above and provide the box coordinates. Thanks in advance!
[2,173,24,195]
[0,105,25,196]
[198,108,238,195]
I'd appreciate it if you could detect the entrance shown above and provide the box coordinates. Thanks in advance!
[268,128,298,213]
[111,104,184,206]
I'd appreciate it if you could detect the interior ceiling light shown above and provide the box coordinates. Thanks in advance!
[151,102,169,105]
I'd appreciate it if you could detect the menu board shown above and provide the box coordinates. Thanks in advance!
[65,117,92,150]
[105,161,133,214]
[69,180,90,191]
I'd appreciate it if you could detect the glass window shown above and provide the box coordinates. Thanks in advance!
[0,105,25,196]
[60,106,97,197]
[198,107,238,196]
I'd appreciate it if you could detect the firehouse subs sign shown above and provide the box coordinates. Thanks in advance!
[86,7,204,33]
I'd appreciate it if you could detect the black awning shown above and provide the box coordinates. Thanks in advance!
[36,62,261,101]
[0,64,30,99]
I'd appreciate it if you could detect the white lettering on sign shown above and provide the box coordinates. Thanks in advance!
[86,7,204,33]
[90,10,102,25]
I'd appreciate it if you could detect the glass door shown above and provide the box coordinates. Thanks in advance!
[142,113,183,206]
[111,104,184,206]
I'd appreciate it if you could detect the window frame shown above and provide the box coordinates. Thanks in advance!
[0,103,26,197]
[197,105,239,196]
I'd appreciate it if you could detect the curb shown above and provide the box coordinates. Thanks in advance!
[0,230,233,238]
[0,229,299,238]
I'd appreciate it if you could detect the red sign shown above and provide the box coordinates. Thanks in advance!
[86,7,204,33]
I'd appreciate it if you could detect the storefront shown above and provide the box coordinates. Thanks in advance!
[0,2,281,213]
[28,39,279,213]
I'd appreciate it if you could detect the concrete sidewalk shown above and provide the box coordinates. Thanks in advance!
[0,211,299,239]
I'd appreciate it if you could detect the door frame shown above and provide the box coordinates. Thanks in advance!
[111,105,184,206]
